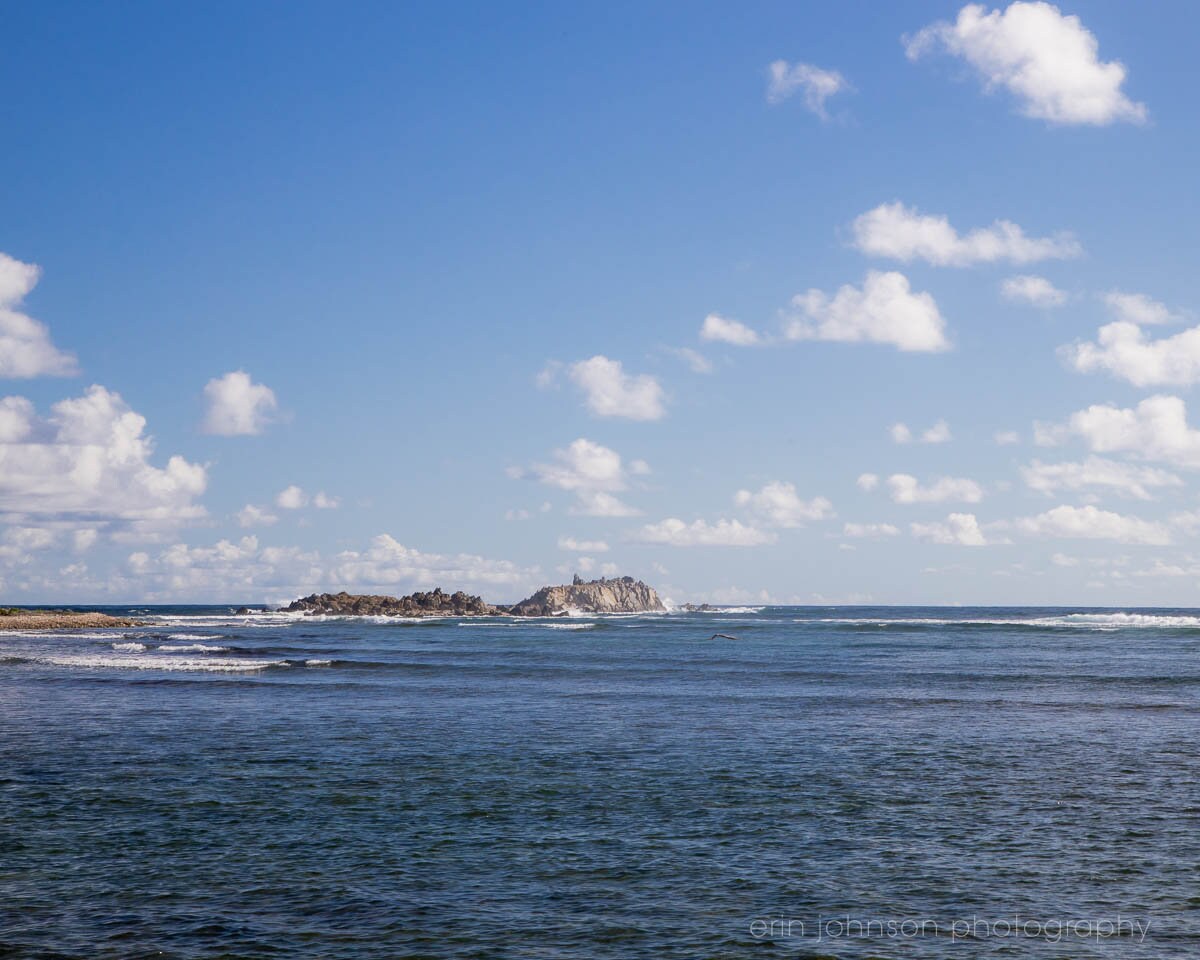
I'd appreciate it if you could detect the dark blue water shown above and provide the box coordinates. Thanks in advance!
[2,606,1198,958]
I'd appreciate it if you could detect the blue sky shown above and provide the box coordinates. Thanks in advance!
[3,0,1200,604]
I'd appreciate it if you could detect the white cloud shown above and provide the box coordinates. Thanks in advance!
[856,473,880,491]
[734,481,834,528]
[535,361,562,389]
[558,536,609,553]
[331,534,538,590]
[312,491,340,509]
[994,430,1020,446]
[843,522,900,538]
[0,253,78,379]
[632,517,775,547]
[765,60,848,119]
[911,512,990,546]
[201,370,277,436]
[568,355,666,421]
[890,419,955,446]
[1002,274,1067,307]
[570,556,596,574]
[1040,395,1200,469]
[1021,457,1182,500]
[1064,321,1200,388]
[700,313,760,346]
[921,419,952,444]
[786,271,949,352]
[1016,504,1170,545]
[276,485,308,509]
[573,492,640,518]
[124,536,319,603]
[1131,559,1198,579]
[236,504,278,528]
[529,438,642,516]
[852,203,1081,267]
[671,347,713,374]
[904,2,1146,126]
[0,385,206,537]
[1050,552,1078,567]
[1104,291,1179,326]
[888,473,984,504]
[73,528,99,553]
[6,526,57,551]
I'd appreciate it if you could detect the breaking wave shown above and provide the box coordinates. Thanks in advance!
[31,654,286,673]
[157,643,229,653]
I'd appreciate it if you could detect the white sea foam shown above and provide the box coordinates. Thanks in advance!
[143,612,298,629]
[1059,613,1200,628]
[806,613,1200,630]
[166,633,224,641]
[111,641,147,652]
[33,654,284,672]
[304,659,332,667]
[157,643,229,653]
[542,623,596,630]
[0,630,129,640]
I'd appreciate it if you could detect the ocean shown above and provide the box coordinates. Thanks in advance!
[1,605,1196,958]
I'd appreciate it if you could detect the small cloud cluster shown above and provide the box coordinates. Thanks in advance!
[568,355,666,421]
[0,253,78,378]
[911,512,990,546]
[905,1,1146,126]
[891,419,952,444]
[734,481,833,528]
[202,370,278,436]
[276,485,340,510]
[632,517,775,547]
[765,60,848,119]
[887,474,984,505]
[852,203,1080,267]
[1037,395,1200,469]
[786,271,950,353]
[1002,274,1067,307]
[525,438,645,516]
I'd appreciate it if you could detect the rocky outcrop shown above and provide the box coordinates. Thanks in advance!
[508,575,665,617]
[281,589,500,618]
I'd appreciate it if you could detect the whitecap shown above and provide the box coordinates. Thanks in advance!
[157,643,229,653]
[34,654,284,673]
[112,641,147,652]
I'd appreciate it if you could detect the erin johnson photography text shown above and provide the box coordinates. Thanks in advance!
[749,915,1151,944]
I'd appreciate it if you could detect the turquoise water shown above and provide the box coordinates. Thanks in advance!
[2,606,1197,957]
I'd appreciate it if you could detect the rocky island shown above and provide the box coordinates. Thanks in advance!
[508,575,665,616]
[280,576,665,618]
[281,588,501,617]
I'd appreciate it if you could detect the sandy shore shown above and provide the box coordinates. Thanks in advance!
[0,612,143,630]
